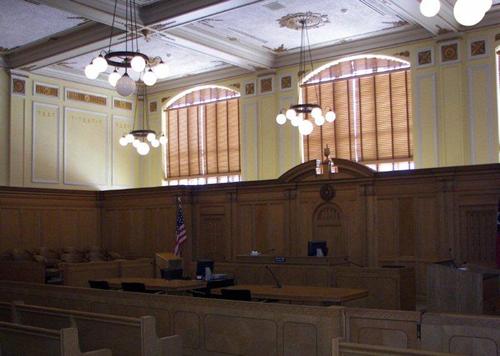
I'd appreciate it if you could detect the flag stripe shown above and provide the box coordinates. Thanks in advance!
[174,198,187,256]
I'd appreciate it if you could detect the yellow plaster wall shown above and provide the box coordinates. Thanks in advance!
[143,26,499,186]
[8,72,141,190]
[0,68,9,185]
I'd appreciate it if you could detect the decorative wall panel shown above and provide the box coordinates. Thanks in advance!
[32,102,59,183]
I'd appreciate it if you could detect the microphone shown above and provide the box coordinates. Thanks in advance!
[265,265,282,288]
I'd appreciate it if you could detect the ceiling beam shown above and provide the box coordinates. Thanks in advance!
[382,0,460,35]
[5,22,125,70]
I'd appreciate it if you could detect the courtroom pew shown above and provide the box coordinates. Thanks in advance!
[0,322,111,356]
[6,301,181,356]
[330,338,458,356]
[0,281,342,356]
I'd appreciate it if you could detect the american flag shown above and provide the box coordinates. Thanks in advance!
[174,197,187,256]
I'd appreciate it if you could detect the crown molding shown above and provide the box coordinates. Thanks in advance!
[31,66,112,90]
[274,26,432,68]
[148,66,250,93]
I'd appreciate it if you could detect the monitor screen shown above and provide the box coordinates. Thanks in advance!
[308,241,328,257]
[196,259,214,278]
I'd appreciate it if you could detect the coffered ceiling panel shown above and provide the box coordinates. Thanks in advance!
[0,0,85,52]
[50,36,230,81]
[185,0,411,54]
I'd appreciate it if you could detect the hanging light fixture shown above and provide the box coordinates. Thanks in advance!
[275,12,335,136]
[119,82,167,155]
[84,0,169,96]
[419,0,492,26]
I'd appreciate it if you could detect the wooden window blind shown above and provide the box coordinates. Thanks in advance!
[166,90,240,179]
[303,59,412,168]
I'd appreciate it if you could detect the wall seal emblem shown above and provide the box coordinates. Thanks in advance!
[320,184,335,201]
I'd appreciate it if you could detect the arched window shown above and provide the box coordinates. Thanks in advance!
[302,55,413,171]
[163,86,241,185]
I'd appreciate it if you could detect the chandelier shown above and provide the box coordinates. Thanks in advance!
[84,0,169,96]
[275,12,335,136]
[119,82,167,155]
[420,0,492,26]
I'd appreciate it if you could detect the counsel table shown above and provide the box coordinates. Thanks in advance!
[104,277,206,292]
[211,284,368,305]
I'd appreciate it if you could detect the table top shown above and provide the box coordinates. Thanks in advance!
[211,284,368,304]
[105,277,206,292]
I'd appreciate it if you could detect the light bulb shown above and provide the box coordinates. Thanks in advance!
[299,120,313,136]
[286,109,297,120]
[125,133,134,143]
[325,111,336,123]
[152,61,169,79]
[159,135,167,145]
[311,107,322,119]
[84,64,99,79]
[146,132,156,142]
[108,70,121,87]
[143,69,157,86]
[92,55,108,73]
[151,139,160,148]
[137,142,150,155]
[291,115,302,127]
[119,136,128,146]
[276,113,287,125]
[454,0,485,26]
[314,115,325,126]
[131,55,146,72]
[115,73,136,97]
[478,0,492,13]
[132,139,140,148]
[420,0,441,17]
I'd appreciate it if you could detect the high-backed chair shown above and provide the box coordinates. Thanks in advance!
[88,280,110,290]
[221,288,252,301]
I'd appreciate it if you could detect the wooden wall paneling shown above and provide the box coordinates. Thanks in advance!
[77,209,101,248]
[102,209,131,254]
[376,198,398,259]
[0,208,23,251]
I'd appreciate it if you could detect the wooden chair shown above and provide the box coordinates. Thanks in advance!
[88,280,110,290]
[220,288,252,301]
[121,282,164,294]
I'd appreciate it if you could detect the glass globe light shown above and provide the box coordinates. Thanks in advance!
[299,120,314,136]
[454,0,485,26]
[108,70,121,87]
[420,0,441,17]
[152,61,169,79]
[119,136,128,146]
[311,107,322,119]
[151,139,160,148]
[143,69,157,86]
[137,142,150,155]
[132,139,140,148]
[291,115,302,127]
[116,73,136,97]
[276,113,287,125]
[146,132,156,142]
[159,135,167,145]
[478,0,492,13]
[92,55,108,73]
[131,55,146,72]
[325,111,336,123]
[125,133,134,143]
[314,115,325,126]
[286,109,297,120]
[84,64,99,79]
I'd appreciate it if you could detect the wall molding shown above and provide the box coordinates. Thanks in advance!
[31,102,60,184]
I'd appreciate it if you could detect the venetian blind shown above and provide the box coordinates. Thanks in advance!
[166,90,240,179]
[303,60,413,166]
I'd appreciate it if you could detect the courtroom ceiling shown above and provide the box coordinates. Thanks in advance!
[1,0,499,89]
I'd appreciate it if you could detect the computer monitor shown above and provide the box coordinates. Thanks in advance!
[308,241,328,257]
[196,259,214,278]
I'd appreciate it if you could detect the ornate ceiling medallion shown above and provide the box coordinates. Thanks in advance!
[278,12,329,30]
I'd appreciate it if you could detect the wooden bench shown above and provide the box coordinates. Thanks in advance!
[0,301,181,356]
[331,338,459,356]
[0,321,111,356]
